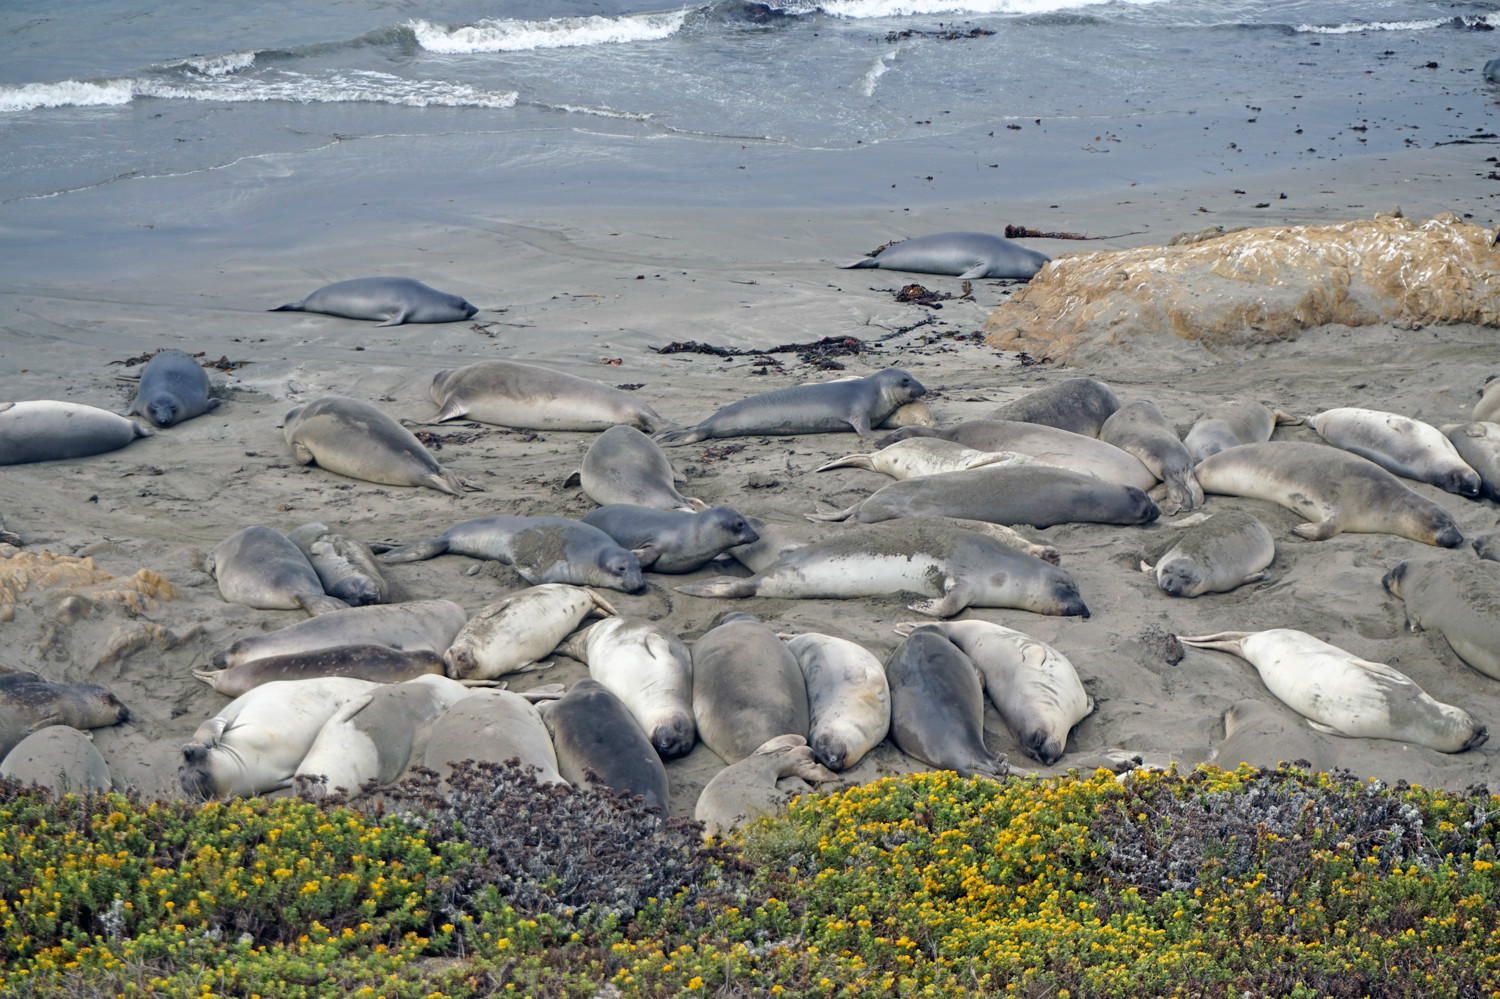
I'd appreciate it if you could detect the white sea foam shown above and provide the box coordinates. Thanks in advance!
[1293,17,1492,34]
[550,104,654,121]
[816,0,1167,20]
[180,51,259,76]
[857,51,897,97]
[0,79,134,112]
[410,10,691,53]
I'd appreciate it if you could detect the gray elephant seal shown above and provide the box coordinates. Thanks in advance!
[1208,699,1330,773]
[1475,533,1500,562]
[694,735,841,836]
[192,645,446,697]
[540,679,669,811]
[986,378,1120,437]
[443,584,615,680]
[785,633,890,772]
[885,630,1006,778]
[1144,510,1275,598]
[814,438,1046,480]
[422,691,565,786]
[576,425,706,512]
[206,526,349,616]
[1383,557,1500,681]
[1195,442,1462,547]
[1,726,112,793]
[842,231,1049,281]
[211,598,468,669]
[287,522,389,606]
[654,368,926,446]
[557,617,696,759]
[581,504,759,573]
[1177,629,1486,753]
[430,360,673,432]
[127,349,219,428]
[0,401,153,465]
[691,612,810,765]
[284,396,476,496]
[271,277,477,326]
[878,421,1156,490]
[1475,374,1500,422]
[1488,59,1500,84]
[0,670,129,759]
[677,521,1087,618]
[1309,407,1480,497]
[376,516,646,592]
[1440,422,1500,502]
[1101,400,1203,513]
[1184,401,1295,462]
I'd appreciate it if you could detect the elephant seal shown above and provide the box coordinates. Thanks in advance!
[540,679,669,810]
[841,231,1049,281]
[1176,630,1486,753]
[1143,510,1275,598]
[677,521,1087,618]
[284,396,476,496]
[422,690,565,785]
[179,677,378,799]
[807,464,1159,530]
[691,613,810,765]
[885,630,1006,778]
[376,516,646,592]
[878,421,1156,490]
[882,400,937,428]
[443,584,616,681]
[1487,58,1500,84]
[1207,699,1330,772]
[1195,442,1462,547]
[694,735,841,836]
[576,425,705,512]
[986,378,1120,437]
[1184,401,1295,462]
[581,504,759,573]
[557,617,696,759]
[271,277,476,326]
[784,633,890,772]
[1440,422,1500,501]
[1475,533,1500,562]
[1308,407,1480,497]
[1475,374,1500,422]
[814,438,1048,480]
[294,674,474,800]
[286,522,389,606]
[430,360,673,432]
[1100,400,1203,513]
[126,349,219,428]
[900,620,1092,766]
[0,401,152,465]
[210,598,468,669]
[654,368,926,446]
[0,726,111,793]
[1383,557,1500,681]
[192,644,445,697]
[0,671,129,759]
[206,526,349,616]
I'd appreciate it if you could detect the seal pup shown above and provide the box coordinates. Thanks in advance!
[877,421,1156,490]
[1195,442,1462,547]
[1207,699,1330,773]
[985,378,1120,437]
[580,504,759,573]
[677,521,1087,618]
[270,277,477,326]
[1176,630,1487,753]
[1184,401,1296,462]
[574,425,706,512]
[540,679,669,810]
[375,516,646,592]
[286,522,389,606]
[694,735,841,836]
[1474,374,1500,423]
[784,633,890,772]
[0,670,130,759]
[206,526,349,616]
[557,617,696,759]
[1383,557,1500,681]
[884,630,1006,778]
[192,645,446,697]
[1,726,112,793]
[179,677,378,800]
[126,349,219,428]
[0,401,152,465]
[691,612,810,765]
[882,400,937,428]
[430,360,673,432]
[841,231,1049,281]
[1308,407,1480,498]
[443,584,617,681]
[814,438,1049,480]
[1440,422,1500,502]
[898,620,1093,766]
[1143,510,1275,598]
[210,598,468,669]
[1475,533,1500,562]
[284,396,476,496]
[422,690,565,786]
[1100,400,1203,513]
[654,368,926,446]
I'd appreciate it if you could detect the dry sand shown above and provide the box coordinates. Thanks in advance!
[1,143,1498,812]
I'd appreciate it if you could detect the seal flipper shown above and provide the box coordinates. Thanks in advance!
[420,469,467,497]
[433,397,468,422]
[840,257,881,270]
[957,264,990,281]
[289,440,317,466]
[1306,719,1352,738]
[814,453,878,473]
[673,577,758,598]
[1292,517,1340,541]
[907,576,973,618]
[269,301,307,313]
[653,425,708,446]
[804,502,861,523]
[377,537,453,563]
[376,309,410,328]
[295,593,353,616]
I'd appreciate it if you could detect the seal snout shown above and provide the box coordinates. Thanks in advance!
[652,717,697,760]
[1434,524,1464,549]
[1380,562,1407,596]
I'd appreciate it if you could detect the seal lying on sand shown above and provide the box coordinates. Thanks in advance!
[1184,401,1296,462]
[879,421,1156,490]
[557,617,696,759]
[1475,374,1500,422]
[287,522,389,606]
[1440,422,1500,501]
[986,378,1120,436]
[443,584,616,681]
[814,438,1048,480]
[0,670,130,759]
[375,516,646,592]
[1143,510,1275,598]
[271,277,477,326]
[1308,407,1480,497]
[695,735,841,836]
[1208,699,1330,773]
[580,504,758,572]
[691,612,809,765]
[842,231,1049,281]
[422,691,565,786]
[1100,400,1203,513]
[430,360,674,432]
[126,349,219,428]
[885,630,1007,778]
[574,425,706,512]
[211,599,468,669]
[1,726,112,793]
[206,526,349,616]
[193,645,445,697]
[785,633,890,772]
[541,679,669,811]
[0,401,152,465]
[284,396,477,496]
[1383,557,1500,681]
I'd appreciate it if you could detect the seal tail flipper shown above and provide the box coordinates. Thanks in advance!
[672,577,758,598]
[1175,632,1252,656]
[1306,719,1353,738]
[804,502,861,523]
[555,627,593,662]
[297,593,353,616]
[813,454,877,473]
[583,588,619,618]
[652,425,707,446]
[642,414,683,434]
[191,668,224,689]
[840,257,880,269]
[1272,409,1303,426]
[377,537,452,563]
[684,496,710,512]
[269,302,306,312]
[874,426,939,448]
[418,469,468,497]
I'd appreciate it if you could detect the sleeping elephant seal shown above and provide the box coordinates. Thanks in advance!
[0,401,152,465]
[430,360,674,432]
[653,368,925,445]
[127,349,219,428]
[814,438,1048,480]
[210,599,468,669]
[1144,510,1275,598]
[206,526,349,616]
[287,522,389,606]
[695,735,841,836]
[1383,557,1500,681]
[557,617,696,759]
[876,420,1156,490]
[1100,400,1203,513]
[1176,630,1486,753]
[1475,533,1500,562]
[576,425,706,513]
[375,516,646,592]
[541,679,669,810]
[986,378,1120,437]
[1308,407,1480,497]
[580,504,759,573]
[192,645,445,698]
[784,633,890,772]
[691,613,810,765]
[1473,374,1500,423]
[443,584,616,681]
[1208,699,1330,773]
[284,396,476,496]
[841,231,1049,281]
[1,726,112,793]
[1184,401,1295,462]
[422,690,565,786]
[270,277,477,326]
[1195,442,1462,547]
[884,630,1007,778]
[1440,422,1500,502]
[0,670,130,759]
